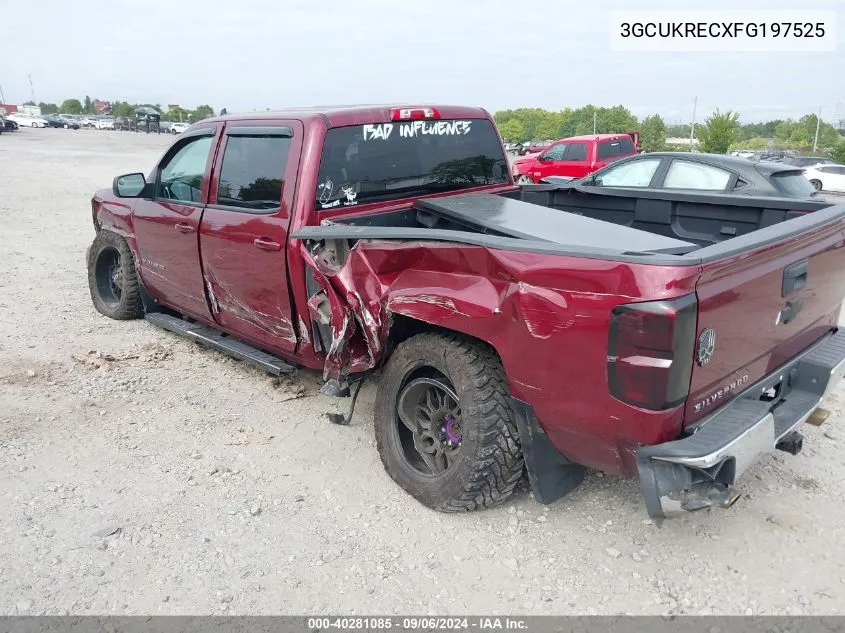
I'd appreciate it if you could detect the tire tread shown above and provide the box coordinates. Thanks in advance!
[376,333,524,513]
[87,230,144,320]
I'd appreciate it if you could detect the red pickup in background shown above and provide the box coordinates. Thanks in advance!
[512,132,640,183]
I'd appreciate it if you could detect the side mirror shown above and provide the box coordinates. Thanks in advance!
[113,173,147,198]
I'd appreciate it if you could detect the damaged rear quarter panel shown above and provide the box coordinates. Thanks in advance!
[304,238,700,474]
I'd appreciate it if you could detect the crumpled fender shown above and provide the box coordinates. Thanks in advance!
[300,239,511,381]
[92,191,142,275]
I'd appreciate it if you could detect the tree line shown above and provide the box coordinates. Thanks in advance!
[494,106,845,160]
[23,96,220,123]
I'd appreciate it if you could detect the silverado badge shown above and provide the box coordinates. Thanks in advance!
[696,328,717,366]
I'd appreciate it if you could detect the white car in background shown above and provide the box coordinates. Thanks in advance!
[803,164,845,193]
[170,122,189,134]
[7,113,49,128]
[95,118,115,130]
[81,117,99,128]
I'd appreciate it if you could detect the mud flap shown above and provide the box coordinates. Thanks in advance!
[509,397,586,504]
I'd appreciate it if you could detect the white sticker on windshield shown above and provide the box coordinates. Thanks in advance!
[362,120,472,141]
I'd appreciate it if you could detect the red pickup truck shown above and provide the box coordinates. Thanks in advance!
[512,133,640,184]
[87,105,845,519]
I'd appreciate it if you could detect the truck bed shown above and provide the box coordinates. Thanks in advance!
[505,183,832,248]
[412,194,695,254]
[297,186,842,266]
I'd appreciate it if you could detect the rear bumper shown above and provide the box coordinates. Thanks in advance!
[638,329,845,518]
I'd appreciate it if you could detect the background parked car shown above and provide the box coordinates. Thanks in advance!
[80,117,99,128]
[114,116,136,131]
[169,122,189,134]
[7,113,49,128]
[45,115,80,129]
[518,140,554,156]
[803,164,845,193]
[571,152,820,200]
[512,133,639,183]
[0,116,18,132]
[95,118,115,130]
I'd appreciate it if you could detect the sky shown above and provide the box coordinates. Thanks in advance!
[0,0,842,124]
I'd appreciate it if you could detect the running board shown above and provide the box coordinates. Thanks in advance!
[145,313,296,375]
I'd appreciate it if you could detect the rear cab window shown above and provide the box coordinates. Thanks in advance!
[315,118,509,210]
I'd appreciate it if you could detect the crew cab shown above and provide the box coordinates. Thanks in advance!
[512,133,639,184]
[87,105,845,519]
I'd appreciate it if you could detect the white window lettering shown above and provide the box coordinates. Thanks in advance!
[362,123,393,141]
[395,120,473,138]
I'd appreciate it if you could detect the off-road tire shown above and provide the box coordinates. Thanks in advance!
[374,333,524,512]
[87,231,144,320]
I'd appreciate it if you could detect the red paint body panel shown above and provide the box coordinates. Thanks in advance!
[685,221,845,422]
[90,104,845,479]
[512,134,639,183]
[129,124,222,321]
[309,240,700,474]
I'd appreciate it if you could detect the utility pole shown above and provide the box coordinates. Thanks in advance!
[689,96,698,151]
[812,106,823,152]
[593,111,597,135]
[0,83,5,105]
[28,74,36,103]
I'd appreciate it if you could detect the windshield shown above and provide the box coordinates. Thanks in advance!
[315,119,508,210]
[771,171,816,197]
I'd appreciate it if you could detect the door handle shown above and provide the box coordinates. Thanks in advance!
[175,222,195,234]
[782,259,808,297]
[253,237,282,252]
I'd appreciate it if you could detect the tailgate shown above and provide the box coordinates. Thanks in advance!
[687,214,845,423]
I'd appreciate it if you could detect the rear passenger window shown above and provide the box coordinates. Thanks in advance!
[216,129,292,211]
[663,160,732,190]
[597,137,634,158]
[565,143,588,161]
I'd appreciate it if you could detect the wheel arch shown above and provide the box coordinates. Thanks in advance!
[384,313,503,367]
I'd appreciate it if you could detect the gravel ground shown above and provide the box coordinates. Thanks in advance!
[3,128,845,616]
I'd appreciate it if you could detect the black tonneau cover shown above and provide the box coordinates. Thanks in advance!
[415,194,695,253]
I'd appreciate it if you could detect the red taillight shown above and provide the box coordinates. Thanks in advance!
[607,294,697,410]
[391,107,440,121]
